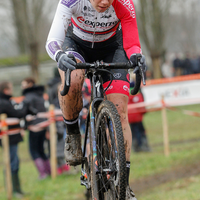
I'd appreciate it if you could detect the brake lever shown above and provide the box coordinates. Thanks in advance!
[60,69,72,96]
[138,62,146,86]
[133,63,146,84]
[66,68,71,86]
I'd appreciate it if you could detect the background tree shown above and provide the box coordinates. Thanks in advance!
[10,0,56,82]
[168,0,200,54]
[136,0,172,79]
[10,0,28,54]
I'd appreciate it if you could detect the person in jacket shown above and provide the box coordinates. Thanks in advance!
[21,77,50,179]
[0,81,34,197]
[128,83,150,152]
[47,67,61,105]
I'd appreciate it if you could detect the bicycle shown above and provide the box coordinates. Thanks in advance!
[60,55,146,200]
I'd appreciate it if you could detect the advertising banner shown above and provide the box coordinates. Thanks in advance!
[141,77,200,107]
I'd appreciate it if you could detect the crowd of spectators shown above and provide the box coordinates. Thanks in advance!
[172,53,200,76]
[0,81,37,197]
[161,53,200,78]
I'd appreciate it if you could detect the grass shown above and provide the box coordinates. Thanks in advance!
[0,54,51,68]
[138,175,200,200]
[0,104,200,199]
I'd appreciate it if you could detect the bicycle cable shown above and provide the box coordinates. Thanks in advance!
[96,68,114,96]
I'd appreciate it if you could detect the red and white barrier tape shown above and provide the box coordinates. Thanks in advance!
[1,98,200,137]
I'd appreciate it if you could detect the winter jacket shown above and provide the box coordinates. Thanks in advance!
[0,92,28,145]
[47,76,61,104]
[22,85,47,127]
[128,92,146,123]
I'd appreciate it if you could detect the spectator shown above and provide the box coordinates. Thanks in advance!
[128,82,150,152]
[191,54,200,74]
[45,67,61,160]
[51,83,70,175]
[182,53,193,75]
[0,81,33,197]
[172,53,182,76]
[47,67,61,104]
[21,77,50,179]
[161,59,173,78]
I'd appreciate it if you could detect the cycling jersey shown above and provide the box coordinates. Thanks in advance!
[62,31,130,96]
[46,0,141,61]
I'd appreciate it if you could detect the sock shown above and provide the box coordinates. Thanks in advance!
[126,161,130,185]
[63,117,80,135]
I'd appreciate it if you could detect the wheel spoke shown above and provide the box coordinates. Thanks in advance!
[90,100,126,200]
[95,116,119,198]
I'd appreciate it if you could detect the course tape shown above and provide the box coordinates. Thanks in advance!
[1,97,200,137]
[0,109,63,137]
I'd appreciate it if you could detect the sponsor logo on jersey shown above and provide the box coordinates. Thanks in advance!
[107,85,113,91]
[101,14,112,19]
[81,11,95,17]
[48,41,60,54]
[77,17,118,28]
[85,20,118,28]
[118,0,136,18]
[123,85,130,92]
[113,73,122,79]
[77,16,85,23]
[133,96,139,103]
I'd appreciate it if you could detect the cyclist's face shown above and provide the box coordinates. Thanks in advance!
[90,0,114,13]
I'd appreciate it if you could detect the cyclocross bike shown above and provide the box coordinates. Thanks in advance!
[60,55,146,200]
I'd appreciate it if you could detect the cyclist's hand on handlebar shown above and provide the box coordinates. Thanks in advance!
[130,53,146,86]
[56,51,77,71]
[130,53,146,72]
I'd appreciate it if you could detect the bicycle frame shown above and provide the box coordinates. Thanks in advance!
[60,60,146,192]
[81,70,105,189]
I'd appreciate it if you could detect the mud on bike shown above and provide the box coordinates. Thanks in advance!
[60,55,146,200]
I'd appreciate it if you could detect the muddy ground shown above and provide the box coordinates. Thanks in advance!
[131,161,200,194]
[131,139,200,194]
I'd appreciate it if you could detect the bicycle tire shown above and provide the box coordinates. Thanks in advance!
[90,100,126,200]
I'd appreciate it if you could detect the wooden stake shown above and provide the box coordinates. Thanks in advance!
[161,96,170,157]
[1,114,12,200]
[49,105,57,179]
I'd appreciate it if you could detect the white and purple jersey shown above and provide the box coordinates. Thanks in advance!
[46,0,141,61]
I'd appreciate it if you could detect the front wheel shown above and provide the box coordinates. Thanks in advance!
[90,100,126,200]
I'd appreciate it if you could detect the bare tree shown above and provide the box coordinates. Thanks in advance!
[136,0,172,79]
[9,0,57,82]
[0,1,18,57]
[10,0,28,54]
[173,0,199,54]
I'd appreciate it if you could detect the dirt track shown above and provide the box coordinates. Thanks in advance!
[131,161,200,194]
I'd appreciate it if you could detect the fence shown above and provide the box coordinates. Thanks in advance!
[1,98,200,199]
[0,105,63,200]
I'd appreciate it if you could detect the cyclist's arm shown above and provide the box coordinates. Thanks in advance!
[45,1,73,61]
[112,0,142,59]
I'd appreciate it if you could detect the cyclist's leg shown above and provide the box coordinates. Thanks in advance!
[103,44,137,199]
[107,94,137,200]
[58,35,86,166]
[103,45,132,162]
[58,68,84,120]
[106,93,131,161]
[59,34,86,120]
